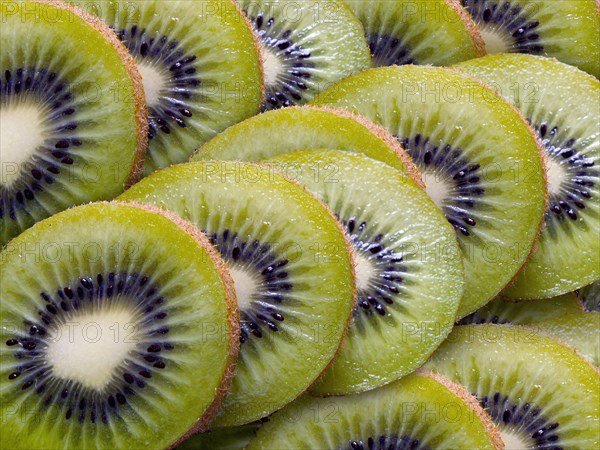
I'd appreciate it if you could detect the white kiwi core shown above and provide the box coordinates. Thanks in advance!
[501,428,530,449]
[479,26,513,54]
[546,157,567,198]
[138,61,168,107]
[354,251,376,291]
[230,266,259,310]
[261,45,284,87]
[422,171,451,210]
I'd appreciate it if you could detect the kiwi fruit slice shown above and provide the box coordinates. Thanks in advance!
[346,0,485,67]
[460,0,600,78]
[457,54,600,299]
[311,65,547,318]
[0,0,147,246]
[0,202,238,449]
[460,292,582,325]
[73,0,263,174]
[192,106,420,181]
[119,161,355,426]
[246,371,502,449]
[579,280,600,311]
[426,324,600,448]
[177,421,264,450]
[237,0,371,111]
[265,150,464,394]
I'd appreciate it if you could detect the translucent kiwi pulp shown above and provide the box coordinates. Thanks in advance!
[192,106,421,183]
[346,0,485,67]
[246,371,502,449]
[73,0,263,174]
[460,0,600,78]
[0,0,147,246]
[425,324,600,448]
[237,0,371,111]
[266,150,464,395]
[311,65,547,317]
[457,54,600,299]
[0,202,238,449]
[118,161,355,426]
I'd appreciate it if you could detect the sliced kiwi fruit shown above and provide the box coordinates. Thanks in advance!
[426,324,600,448]
[119,161,355,426]
[246,371,502,449]
[192,105,420,181]
[457,54,600,299]
[264,150,464,394]
[177,421,264,450]
[0,0,147,246]
[0,202,238,449]
[311,65,547,318]
[460,292,582,325]
[346,0,485,67]
[579,280,600,311]
[72,0,263,174]
[237,0,371,111]
[460,0,600,78]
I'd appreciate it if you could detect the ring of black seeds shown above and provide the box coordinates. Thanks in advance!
[399,134,484,237]
[479,392,562,448]
[0,68,79,220]
[342,217,408,319]
[368,35,416,67]
[245,13,312,110]
[113,26,200,140]
[461,0,544,54]
[208,229,292,344]
[347,435,430,450]
[4,272,173,424]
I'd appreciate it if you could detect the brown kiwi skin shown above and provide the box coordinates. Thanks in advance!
[34,0,148,187]
[106,200,240,446]
[445,0,487,57]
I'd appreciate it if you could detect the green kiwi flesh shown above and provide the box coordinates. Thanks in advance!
[237,0,371,110]
[74,0,263,174]
[191,106,420,182]
[347,0,485,67]
[0,0,146,246]
[457,54,600,299]
[579,280,600,311]
[311,65,547,318]
[426,324,600,448]
[0,202,237,449]
[460,0,600,78]
[247,371,502,449]
[118,161,355,426]
[266,150,464,394]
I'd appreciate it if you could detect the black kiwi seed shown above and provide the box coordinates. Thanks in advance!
[3,271,175,424]
[461,0,544,54]
[112,26,200,140]
[0,68,80,221]
[347,435,429,450]
[399,134,484,237]
[208,229,293,343]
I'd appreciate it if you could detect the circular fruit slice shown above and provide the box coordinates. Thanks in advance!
[192,106,420,182]
[311,65,546,317]
[0,0,147,245]
[237,0,371,110]
[73,0,263,174]
[246,371,502,449]
[347,0,485,67]
[426,324,600,448]
[579,280,600,311]
[119,161,355,426]
[460,0,600,77]
[0,202,238,449]
[457,54,600,299]
[266,150,464,394]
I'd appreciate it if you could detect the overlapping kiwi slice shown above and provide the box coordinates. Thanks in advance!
[0,0,147,246]
[119,161,355,426]
[192,106,420,181]
[237,0,370,110]
[460,0,600,77]
[426,324,600,448]
[458,54,600,299]
[346,0,485,67]
[312,65,547,317]
[177,421,264,450]
[73,0,263,174]
[265,150,464,394]
[0,202,238,449]
[246,371,502,449]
